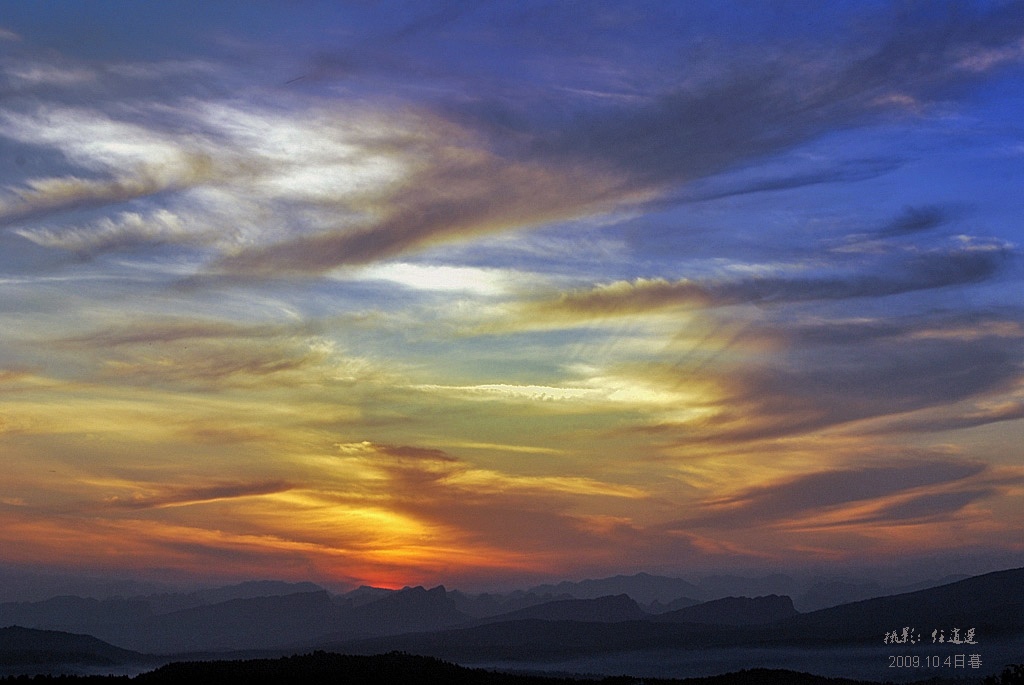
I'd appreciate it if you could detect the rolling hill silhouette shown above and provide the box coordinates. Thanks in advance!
[769,565,1024,645]
[0,625,144,671]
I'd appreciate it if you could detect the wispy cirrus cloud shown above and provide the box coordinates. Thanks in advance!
[15,209,214,256]
[104,480,292,510]
[56,317,314,348]
[2,2,1022,282]
[48,315,365,391]
[209,141,629,276]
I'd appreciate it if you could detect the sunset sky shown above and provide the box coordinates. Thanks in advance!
[1,1,1023,591]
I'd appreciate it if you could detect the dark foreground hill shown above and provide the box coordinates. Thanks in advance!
[1,651,1001,685]
[0,626,146,672]
[774,565,1024,643]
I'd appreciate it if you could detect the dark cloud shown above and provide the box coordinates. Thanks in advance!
[784,309,1024,347]
[698,336,1018,443]
[656,157,905,207]
[678,460,987,530]
[860,488,995,524]
[375,443,460,463]
[867,401,1024,436]
[535,244,1011,319]
[486,3,1024,184]
[623,310,1024,444]
[880,205,950,237]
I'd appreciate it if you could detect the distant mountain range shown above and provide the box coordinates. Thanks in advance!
[525,570,973,611]
[1,567,1021,680]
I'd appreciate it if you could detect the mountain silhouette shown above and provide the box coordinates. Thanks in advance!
[447,589,578,618]
[340,586,470,637]
[0,625,143,670]
[694,573,798,600]
[130,590,342,653]
[1,565,1021,677]
[655,595,798,625]
[0,595,153,636]
[528,572,701,605]
[646,595,701,613]
[476,594,647,624]
[329,567,1024,662]
[770,565,1024,645]
[335,585,394,609]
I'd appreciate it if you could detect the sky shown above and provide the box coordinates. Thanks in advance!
[0,1,1023,592]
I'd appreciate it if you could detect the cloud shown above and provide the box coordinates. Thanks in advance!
[655,157,905,207]
[0,101,405,256]
[750,342,1012,441]
[348,262,515,295]
[327,440,648,560]
[336,440,644,498]
[481,4,1024,183]
[853,488,996,525]
[104,480,292,510]
[0,108,218,227]
[167,4,1020,279]
[15,209,215,256]
[210,144,626,276]
[44,316,381,391]
[865,400,1024,435]
[413,382,599,402]
[4,2,1022,281]
[3,61,97,87]
[0,169,209,226]
[878,205,951,237]
[57,317,311,348]
[616,308,1024,444]
[525,242,1011,322]
[680,460,987,530]
[95,340,331,389]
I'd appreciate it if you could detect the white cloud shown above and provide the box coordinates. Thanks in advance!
[15,209,207,253]
[349,262,514,295]
[188,101,408,203]
[414,382,599,402]
[5,63,97,86]
[0,107,189,172]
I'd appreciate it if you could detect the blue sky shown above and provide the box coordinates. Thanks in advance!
[0,1,1022,589]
